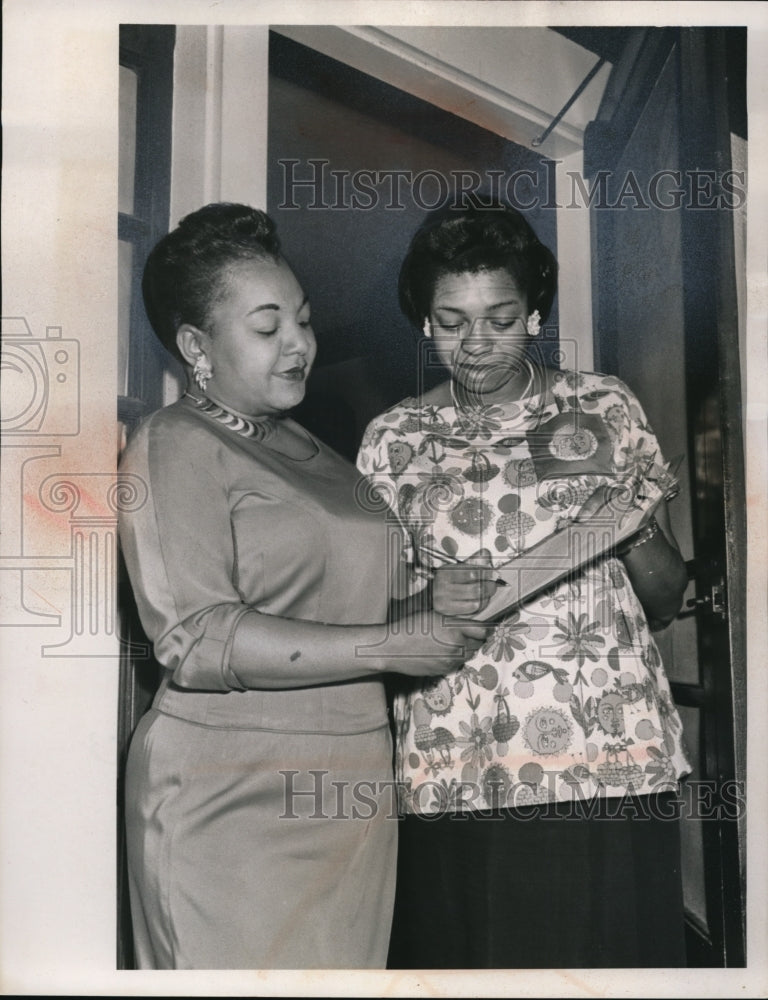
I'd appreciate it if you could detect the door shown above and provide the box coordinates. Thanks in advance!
[586,27,746,966]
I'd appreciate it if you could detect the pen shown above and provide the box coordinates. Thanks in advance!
[418,544,509,586]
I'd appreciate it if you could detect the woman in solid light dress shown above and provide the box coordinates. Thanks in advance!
[118,202,488,969]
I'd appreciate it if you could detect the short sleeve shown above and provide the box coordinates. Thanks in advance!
[118,414,250,691]
[357,414,430,597]
[612,377,680,502]
[356,417,400,510]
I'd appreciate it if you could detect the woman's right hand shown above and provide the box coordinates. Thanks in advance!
[376,610,490,677]
[432,549,499,617]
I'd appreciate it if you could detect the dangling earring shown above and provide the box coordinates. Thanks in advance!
[526,310,541,337]
[422,318,432,337]
[193,355,213,393]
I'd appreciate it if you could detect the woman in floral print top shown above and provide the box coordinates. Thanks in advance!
[357,202,692,969]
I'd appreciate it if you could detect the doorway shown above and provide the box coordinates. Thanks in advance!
[114,23,748,969]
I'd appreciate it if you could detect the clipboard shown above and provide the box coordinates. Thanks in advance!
[469,485,665,622]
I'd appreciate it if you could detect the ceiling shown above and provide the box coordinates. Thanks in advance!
[272,25,619,159]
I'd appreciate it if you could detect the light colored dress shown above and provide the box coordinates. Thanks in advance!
[118,393,399,969]
[357,369,692,816]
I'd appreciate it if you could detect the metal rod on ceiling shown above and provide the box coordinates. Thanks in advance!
[531,56,607,147]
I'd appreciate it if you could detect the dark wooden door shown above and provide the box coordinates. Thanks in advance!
[587,27,746,966]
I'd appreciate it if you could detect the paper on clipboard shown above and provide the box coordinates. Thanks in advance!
[471,485,665,622]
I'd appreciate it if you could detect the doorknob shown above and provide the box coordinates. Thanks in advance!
[685,577,727,621]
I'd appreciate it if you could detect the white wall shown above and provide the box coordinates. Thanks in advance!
[170,25,270,226]
[555,151,594,370]
[164,24,270,405]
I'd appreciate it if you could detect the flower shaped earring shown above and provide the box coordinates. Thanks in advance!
[193,355,213,393]
[526,310,541,338]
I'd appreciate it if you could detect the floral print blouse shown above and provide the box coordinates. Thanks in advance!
[357,369,692,815]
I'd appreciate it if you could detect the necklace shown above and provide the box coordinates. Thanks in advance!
[184,392,320,459]
[450,355,538,412]
[185,392,277,441]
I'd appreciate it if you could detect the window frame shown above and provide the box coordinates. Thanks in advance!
[118,24,176,427]
[117,23,175,969]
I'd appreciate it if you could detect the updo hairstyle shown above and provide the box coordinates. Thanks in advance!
[141,202,281,362]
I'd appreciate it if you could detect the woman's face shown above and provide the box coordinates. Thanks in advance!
[199,257,316,417]
[428,268,530,404]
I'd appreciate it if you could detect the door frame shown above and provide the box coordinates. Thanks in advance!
[587,26,747,966]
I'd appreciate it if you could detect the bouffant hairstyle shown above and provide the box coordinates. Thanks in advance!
[398,202,558,329]
[142,202,281,362]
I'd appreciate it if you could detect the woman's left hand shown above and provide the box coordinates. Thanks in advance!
[432,549,499,618]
